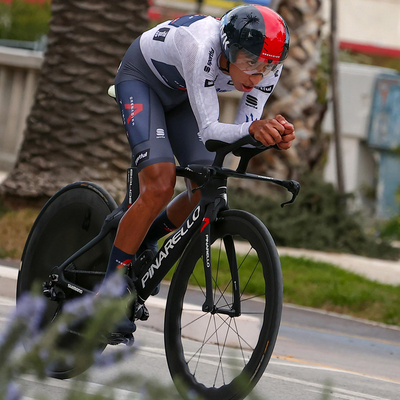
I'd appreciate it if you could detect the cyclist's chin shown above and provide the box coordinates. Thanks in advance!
[235,82,254,92]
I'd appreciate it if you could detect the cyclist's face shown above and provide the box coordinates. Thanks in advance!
[228,59,264,93]
[233,51,278,77]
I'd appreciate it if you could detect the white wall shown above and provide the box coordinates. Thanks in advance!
[322,0,400,52]
[0,46,43,171]
[322,62,397,208]
[339,0,400,50]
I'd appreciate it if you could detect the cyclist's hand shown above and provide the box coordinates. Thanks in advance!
[249,115,295,149]
[275,115,295,150]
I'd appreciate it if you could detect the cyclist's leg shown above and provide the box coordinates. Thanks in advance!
[165,98,214,227]
[115,162,176,255]
[105,80,177,332]
[138,99,214,248]
[105,80,176,279]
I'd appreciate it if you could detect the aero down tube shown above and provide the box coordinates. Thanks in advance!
[135,205,203,301]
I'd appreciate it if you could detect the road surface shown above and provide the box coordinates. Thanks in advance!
[0,268,399,399]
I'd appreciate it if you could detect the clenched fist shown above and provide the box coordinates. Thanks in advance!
[249,114,295,150]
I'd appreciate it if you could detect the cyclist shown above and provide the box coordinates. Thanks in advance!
[106,4,295,333]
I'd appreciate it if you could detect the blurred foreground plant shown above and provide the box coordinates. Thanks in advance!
[0,271,335,400]
[0,273,136,399]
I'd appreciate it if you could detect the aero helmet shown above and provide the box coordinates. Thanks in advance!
[220,5,290,70]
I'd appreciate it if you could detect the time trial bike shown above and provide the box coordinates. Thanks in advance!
[17,131,300,400]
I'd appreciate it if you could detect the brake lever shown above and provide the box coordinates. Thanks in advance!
[280,180,301,207]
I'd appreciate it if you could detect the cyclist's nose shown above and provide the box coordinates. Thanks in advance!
[249,74,263,85]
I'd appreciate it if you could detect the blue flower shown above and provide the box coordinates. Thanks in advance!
[5,381,21,400]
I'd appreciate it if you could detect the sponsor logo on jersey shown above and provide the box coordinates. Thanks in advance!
[204,48,215,73]
[256,85,274,94]
[227,80,234,86]
[153,27,170,42]
[246,114,256,122]
[245,95,258,109]
[135,149,150,166]
[205,78,216,87]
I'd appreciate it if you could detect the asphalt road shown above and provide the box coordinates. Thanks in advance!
[0,270,399,399]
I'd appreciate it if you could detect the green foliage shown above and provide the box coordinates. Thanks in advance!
[339,48,400,73]
[0,199,39,259]
[0,199,9,218]
[379,185,400,241]
[281,255,400,326]
[380,216,400,240]
[165,246,400,326]
[0,0,51,42]
[315,39,330,105]
[228,174,400,260]
[0,200,11,258]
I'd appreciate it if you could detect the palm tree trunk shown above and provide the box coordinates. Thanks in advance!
[0,0,149,206]
[250,0,327,181]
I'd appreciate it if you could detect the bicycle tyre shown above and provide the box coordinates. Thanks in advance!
[164,209,282,400]
[17,182,117,379]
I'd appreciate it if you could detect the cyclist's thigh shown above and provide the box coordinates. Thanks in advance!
[115,80,175,171]
[166,99,214,167]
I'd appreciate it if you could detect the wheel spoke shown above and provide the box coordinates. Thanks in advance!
[215,313,256,352]
[240,259,261,299]
[180,310,210,331]
[188,313,213,376]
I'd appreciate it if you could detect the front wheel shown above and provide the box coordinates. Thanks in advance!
[164,210,283,400]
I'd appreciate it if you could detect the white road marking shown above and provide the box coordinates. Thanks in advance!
[0,264,19,280]
[21,374,142,400]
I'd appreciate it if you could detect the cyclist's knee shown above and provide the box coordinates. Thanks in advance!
[139,163,175,210]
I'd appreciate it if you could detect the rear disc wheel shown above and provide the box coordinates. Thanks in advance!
[17,182,117,379]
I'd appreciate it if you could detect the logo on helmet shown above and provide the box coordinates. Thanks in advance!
[220,23,229,52]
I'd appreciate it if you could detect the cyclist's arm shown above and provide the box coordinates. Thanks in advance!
[234,67,296,148]
[175,30,252,144]
[234,66,282,125]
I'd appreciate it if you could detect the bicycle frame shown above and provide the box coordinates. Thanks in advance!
[45,136,300,317]
[46,165,232,314]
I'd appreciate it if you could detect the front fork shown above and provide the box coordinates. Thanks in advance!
[199,180,241,317]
